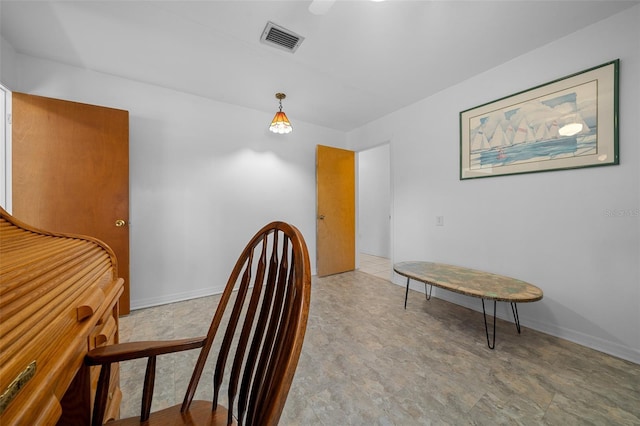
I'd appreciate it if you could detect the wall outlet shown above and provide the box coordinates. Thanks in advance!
[436,216,444,226]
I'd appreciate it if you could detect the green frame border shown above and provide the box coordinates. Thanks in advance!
[460,59,619,180]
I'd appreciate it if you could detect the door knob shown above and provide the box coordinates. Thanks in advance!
[115,219,127,227]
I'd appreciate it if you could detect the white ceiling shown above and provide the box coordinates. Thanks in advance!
[1,1,637,131]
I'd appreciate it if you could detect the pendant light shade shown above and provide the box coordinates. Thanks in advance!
[269,93,292,134]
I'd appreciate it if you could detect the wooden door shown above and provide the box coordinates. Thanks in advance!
[316,145,355,276]
[12,92,131,314]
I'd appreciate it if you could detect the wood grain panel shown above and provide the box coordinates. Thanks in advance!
[11,93,130,314]
[316,145,355,276]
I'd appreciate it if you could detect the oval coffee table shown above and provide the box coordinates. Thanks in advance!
[393,261,543,349]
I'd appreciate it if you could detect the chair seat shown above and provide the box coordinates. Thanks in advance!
[110,401,236,426]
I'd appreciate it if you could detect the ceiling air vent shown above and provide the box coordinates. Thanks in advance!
[260,21,304,53]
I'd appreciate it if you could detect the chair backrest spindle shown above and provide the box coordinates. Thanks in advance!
[236,233,282,424]
[180,222,310,426]
[226,235,270,423]
[246,237,291,423]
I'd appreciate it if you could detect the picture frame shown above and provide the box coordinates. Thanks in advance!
[460,59,619,180]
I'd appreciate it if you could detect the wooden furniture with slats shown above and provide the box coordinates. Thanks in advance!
[0,206,124,425]
[86,221,311,426]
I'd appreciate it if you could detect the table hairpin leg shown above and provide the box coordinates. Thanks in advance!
[511,302,521,334]
[482,301,522,349]
[404,277,434,309]
[404,277,410,309]
[425,283,433,301]
[481,299,497,350]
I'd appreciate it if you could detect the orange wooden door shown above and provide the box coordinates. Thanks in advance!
[316,145,355,276]
[12,92,131,314]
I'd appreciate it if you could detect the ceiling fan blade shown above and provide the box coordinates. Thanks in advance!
[309,0,336,15]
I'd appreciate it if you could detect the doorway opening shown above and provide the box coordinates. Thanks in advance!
[357,143,391,280]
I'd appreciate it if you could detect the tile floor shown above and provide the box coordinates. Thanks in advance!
[117,258,640,425]
[358,253,392,281]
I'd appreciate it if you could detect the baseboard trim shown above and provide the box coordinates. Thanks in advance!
[130,287,222,311]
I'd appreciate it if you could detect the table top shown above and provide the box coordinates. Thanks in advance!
[393,261,543,302]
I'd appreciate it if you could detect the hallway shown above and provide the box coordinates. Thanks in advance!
[358,253,391,281]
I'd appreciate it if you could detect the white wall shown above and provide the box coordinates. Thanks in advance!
[2,6,639,363]
[358,144,390,258]
[348,6,640,364]
[0,48,347,309]
[0,37,19,89]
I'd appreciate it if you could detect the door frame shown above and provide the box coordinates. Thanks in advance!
[315,143,394,277]
[0,83,12,212]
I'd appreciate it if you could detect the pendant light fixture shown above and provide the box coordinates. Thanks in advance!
[269,93,292,134]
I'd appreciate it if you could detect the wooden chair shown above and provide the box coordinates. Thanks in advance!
[85,222,311,426]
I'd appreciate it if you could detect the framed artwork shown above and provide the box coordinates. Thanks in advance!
[460,60,619,180]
